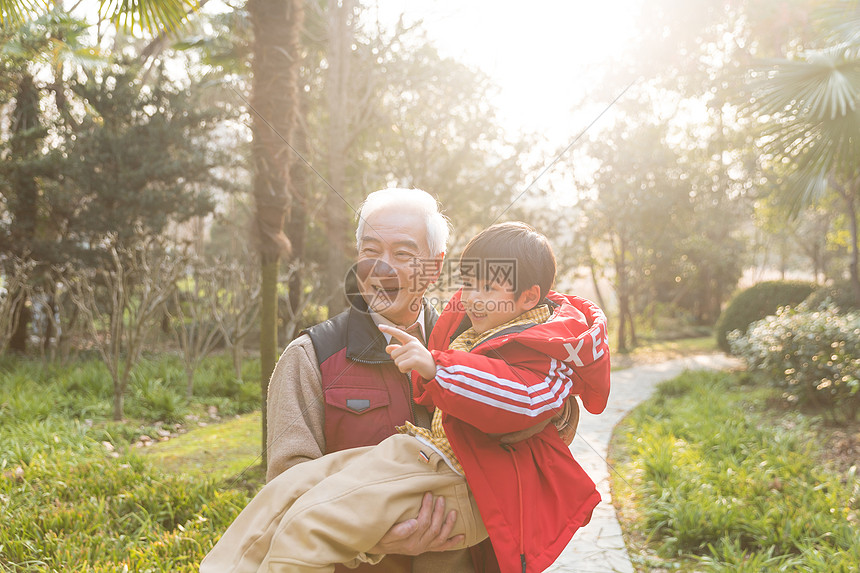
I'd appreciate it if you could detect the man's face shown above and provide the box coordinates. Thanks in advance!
[355,208,441,326]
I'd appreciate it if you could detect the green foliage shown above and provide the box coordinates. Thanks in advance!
[0,447,251,571]
[577,117,748,352]
[613,370,860,571]
[729,302,860,422]
[0,354,262,570]
[128,376,189,424]
[804,279,860,313]
[715,280,815,352]
[145,412,262,482]
[0,354,260,426]
[62,59,227,259]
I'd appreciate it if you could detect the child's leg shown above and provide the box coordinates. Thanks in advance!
[260,433,489,572]
[200,444,375,573]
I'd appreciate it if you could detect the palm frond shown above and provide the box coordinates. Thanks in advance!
[760,104,860,215]
[815,1,860,48]
[65,45,108,69]
[100,0,198,35]
[754,46,860,121]
[0,0,45,28]
[750,37,860,216]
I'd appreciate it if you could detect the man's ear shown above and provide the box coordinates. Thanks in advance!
[518,284,541,310]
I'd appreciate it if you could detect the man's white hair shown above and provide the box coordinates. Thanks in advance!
[355,188,450,257]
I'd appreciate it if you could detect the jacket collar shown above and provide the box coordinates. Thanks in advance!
[448,297,558,349]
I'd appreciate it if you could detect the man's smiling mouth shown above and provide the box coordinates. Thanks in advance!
[370,284,401,301]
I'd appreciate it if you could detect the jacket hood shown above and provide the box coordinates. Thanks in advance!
[436,289,611,415]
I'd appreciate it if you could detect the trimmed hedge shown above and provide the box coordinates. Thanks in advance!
[729,302,860,421]
[804,279,860,313]
[715,280,815,352]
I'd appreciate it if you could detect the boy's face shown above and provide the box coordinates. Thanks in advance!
[460,278,535,334]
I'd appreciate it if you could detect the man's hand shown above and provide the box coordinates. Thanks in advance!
[380,324,437,379]
[369,492,464,555]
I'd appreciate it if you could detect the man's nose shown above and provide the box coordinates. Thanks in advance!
[369,258,398,277]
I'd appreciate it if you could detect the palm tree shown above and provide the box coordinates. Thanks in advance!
[748,4,860,300]
[2,0,196,30]
[247,0,303,469]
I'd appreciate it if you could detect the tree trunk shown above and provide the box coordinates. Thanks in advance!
[585,240,607,311]
[7,73,43,354]
[260,259,279,465]
[249,0,304,470]
[8,297,30,354]
[42,289,55,357]
[232,341,244,382]
[615,238,630,353]
[844,188,860,303]
[287,109,309,322]
[186,367,195,400]
[324,0,355,317]
[112,370,125,421]
[627,303,638,348]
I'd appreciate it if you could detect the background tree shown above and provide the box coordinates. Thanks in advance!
[0,10,93,352]
[60,59,225,257]
[200,206,264,382]
[745,3,860,300]
[367,37,527,250]
[582,119,685,350]
[209,255,262,383]
[0,255,34,354]
[167,262,225,399]
[65,237,186,420]
[248,0,304,468]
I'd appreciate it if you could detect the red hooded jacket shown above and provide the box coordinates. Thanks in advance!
[414,289,611,573]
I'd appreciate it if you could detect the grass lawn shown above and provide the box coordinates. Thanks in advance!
[144,411,264,484]
[609,370,860,571]
[5,344,857,571]
[0,356,261,572]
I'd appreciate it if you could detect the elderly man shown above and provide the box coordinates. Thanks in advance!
[265,188,577,573]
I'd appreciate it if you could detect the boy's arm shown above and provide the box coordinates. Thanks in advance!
[424,347,573,434]
[381,324,574,435]
[496,396,579,446]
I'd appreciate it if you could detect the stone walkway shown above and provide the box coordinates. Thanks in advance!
[547,354,742,573]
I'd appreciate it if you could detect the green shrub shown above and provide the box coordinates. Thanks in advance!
[729,302,860,421]
[613,371,860,570]
[128,376,189,424]
[715,280,815,352]
[804,279,860,313]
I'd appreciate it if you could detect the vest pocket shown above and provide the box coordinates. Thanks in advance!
[325,387,390,414]
[324,387,395,452]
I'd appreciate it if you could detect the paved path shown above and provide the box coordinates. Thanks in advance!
[547,354,742,573]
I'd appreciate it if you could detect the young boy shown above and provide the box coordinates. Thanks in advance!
[201,222,611,573]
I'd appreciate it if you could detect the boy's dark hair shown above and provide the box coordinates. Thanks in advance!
[459,221,557,300]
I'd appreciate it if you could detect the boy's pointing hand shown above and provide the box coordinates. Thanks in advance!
[379,324,437,380]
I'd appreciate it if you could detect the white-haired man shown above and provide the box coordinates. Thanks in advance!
[264,188,576,573]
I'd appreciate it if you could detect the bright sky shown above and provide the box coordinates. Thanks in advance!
[373,1,641,145]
